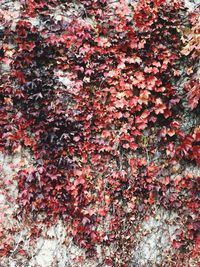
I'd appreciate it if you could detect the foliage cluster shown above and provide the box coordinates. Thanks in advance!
[0,0,199,265]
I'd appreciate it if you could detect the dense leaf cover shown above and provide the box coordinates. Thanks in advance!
[0,0,199,265]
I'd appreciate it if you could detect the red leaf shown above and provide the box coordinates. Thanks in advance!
[98,208,107,216]
[192,236,200,258]
[162,176,170,185]
[172,240,183,249]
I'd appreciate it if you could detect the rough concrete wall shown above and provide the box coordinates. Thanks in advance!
[0,1,199,267]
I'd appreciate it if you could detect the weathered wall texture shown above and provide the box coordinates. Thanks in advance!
[0,0,199,266]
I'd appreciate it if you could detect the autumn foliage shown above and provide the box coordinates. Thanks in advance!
[0,0,199,265]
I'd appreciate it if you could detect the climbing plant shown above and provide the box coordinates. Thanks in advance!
[0,0,199,265]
